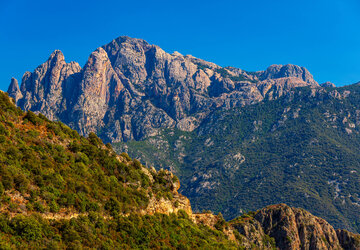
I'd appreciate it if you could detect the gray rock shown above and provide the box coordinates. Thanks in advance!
[8,36,320,142]
[7,78,23,103]
[321,81,336,88]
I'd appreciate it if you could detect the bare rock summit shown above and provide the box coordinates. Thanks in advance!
[8,36,320,142]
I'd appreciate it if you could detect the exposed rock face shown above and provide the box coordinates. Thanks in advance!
[154,186,360,249]
[321,81,336,88]
[254,204,341,249]
[15,50,82,121]
[336,229,360,250]
[9,36,321,142]
[227,204,360,250]
[7,78,23,103]
[261,64,318,85]
[142,168,192,216]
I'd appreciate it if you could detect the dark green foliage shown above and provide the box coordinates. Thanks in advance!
[215,68,254,82]
[0,95,157,216]
[105,197,121,216]
[215,212,226,231]
[24,111,42,125]
[0,182,4,196]
[195,63,210,71]
[10,215,43,241]
[88,132,102,146]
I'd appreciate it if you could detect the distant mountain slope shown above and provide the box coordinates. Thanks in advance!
[0,90,359,249]
[114,84,360,233]
[8,36,319,143]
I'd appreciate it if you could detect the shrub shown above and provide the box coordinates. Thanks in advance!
[0,135,6,143]
[13,173,29,192]
[214,212,226,231]
[0,182,4,196]
[105,197,121,216]
[0,124,9,136]
[24,111,42,126]
[120,152,132,162]
[11,215,43,241]
[88,132,102,146]
[49,201,59,213]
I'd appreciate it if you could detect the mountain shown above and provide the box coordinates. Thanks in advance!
[7,36,360,233]
[8,36,319,143]
[114,84,360,233]
[0,90,359,249]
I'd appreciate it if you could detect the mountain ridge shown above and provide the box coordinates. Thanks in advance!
[8,36,320,143]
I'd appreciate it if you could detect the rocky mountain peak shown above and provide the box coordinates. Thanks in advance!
[84,47,110,72]
[9,36,321,142]
[114,35,150,45]
[8,77,19,91]
[16,48,81,120]
[321,81,336,88]
[48,49,65,63]
[262,64,318,86]
[7,77,23,103]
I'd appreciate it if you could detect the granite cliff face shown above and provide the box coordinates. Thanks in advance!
[191,202,360,249]
[8,36,320,142]
[228,204,360,249]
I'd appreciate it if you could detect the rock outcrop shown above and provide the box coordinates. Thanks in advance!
[253,204,342,249]
[336,229,360,250]
[203,203,360,249]
[7,78,23,103]
[321,81,336,88]
[142,168,193,216]
[15,50,82,121]
[9,36,322,142]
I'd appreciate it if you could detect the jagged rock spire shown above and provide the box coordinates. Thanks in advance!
[7,77,23,103]
[8,36,321,142]
[321,81,336,88]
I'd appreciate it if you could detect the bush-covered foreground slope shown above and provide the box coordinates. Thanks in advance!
[0,90,359,249]
[115,85,360,233]
[0,90,233,248]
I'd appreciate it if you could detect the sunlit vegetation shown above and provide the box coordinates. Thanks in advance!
[0,91,239,248]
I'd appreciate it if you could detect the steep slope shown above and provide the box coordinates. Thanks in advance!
[8,36,319,143]
[0,90,233,248]
[114,84,360,233]
[229,204,360,250]
[0,90,359,249]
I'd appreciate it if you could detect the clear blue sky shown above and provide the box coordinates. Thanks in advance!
[1,0,360,90]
